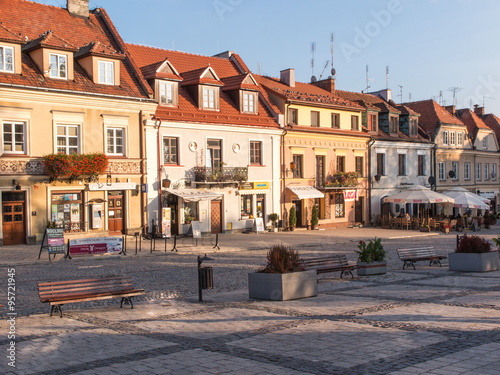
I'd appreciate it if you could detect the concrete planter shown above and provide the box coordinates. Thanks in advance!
[248,270,318,301]
[448,251,499,272]
[357,261,387,276]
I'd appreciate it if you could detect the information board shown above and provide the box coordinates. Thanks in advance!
[162,207,171,238]
[255,218,265,233]
[69,237,123,255]
[38,228,66,260]
[191,221,201,238]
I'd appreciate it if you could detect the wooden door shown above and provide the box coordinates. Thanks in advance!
[355,196,364,223]
[210,200,222,234]
[108,193,124,234]
[293,200,303,227]
[3,201,25,245]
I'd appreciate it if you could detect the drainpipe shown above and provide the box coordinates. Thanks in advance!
[432,143,437,191]
[140,111,147,235]
[155,117,163,233]
[282,102,291,230]
[367,137,375,224]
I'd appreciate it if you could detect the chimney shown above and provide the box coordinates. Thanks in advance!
[473,104,484,116]
[311,77,335,93]
[444,105,456,116]
[280,68,295,87]
[368,89,391,102]
[67,0,89,18]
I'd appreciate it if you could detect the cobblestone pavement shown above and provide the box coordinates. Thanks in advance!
[1,227,499,374]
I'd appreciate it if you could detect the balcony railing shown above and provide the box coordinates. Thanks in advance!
[194,166,248,183]
[324,172,360,188]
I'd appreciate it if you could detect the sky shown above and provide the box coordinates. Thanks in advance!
[35,0,500,115]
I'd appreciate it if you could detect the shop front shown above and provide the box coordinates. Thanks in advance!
[286,186,325,228]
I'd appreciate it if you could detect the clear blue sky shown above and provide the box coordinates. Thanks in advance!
[37,0,500,114]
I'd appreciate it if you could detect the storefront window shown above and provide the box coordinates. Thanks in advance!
[184,201,198,224]
[51,192,83,231]
[256,194,265,218]
[334,192,345,218]
[241,195,253,219]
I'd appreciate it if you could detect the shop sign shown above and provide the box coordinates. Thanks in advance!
[239,181,269,190]
[69,237,123,255]
[344,190,358,201]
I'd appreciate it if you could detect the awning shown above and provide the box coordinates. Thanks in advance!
[287,186,324,200]
[164,188,223,202]
[87,182,137,191]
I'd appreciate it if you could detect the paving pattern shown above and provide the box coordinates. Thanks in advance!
[1,228,499,374]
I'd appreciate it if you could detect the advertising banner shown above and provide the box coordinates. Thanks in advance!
[69,237,123,255]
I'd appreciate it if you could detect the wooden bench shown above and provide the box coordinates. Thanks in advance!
[396,247,447,270]
[302,254,357,278]
[38,275,145,317]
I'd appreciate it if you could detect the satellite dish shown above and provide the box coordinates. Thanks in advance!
[448,170,455,178]
[374,174,381,182]
[491,172,496,179]
[331,68,336,76]
[428,176,436,186]
[311,75,317,83]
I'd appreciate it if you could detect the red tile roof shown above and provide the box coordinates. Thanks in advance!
[482,113,500,141]
[221,74,259,91]
[22,30,78,52]
[456,108,491,133]
[181,66,223,86]
[0,0,150,99]
[126,43,278,128]
[75,41,125,60]
[0,22,24,43]
[335,89,400,113]
[404,99,464,135]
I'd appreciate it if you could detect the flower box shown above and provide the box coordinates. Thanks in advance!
[357,261,387,276]
[448,251,499,272]
[248,270,317,301]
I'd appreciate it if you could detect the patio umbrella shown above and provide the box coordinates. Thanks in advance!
[383,185,455,204]
[443,187,490,209]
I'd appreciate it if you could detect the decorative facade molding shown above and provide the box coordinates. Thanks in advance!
[108,160,141,174]
[0,159,45,175]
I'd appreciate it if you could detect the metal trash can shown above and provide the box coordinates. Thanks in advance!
[198,267,213,290]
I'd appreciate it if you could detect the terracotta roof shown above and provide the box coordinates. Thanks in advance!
[22,30,78,52]
[221,74,259,91]
[75,41,125,60]
[482,113,500,141]
[456,108,491,133]
[140,60,182,81]
[0,22,23,43]
[181,66,223,86]
[335,89,400,113]
[256,76,364,111]
[126,43,278,128]
[0,0,150,99]
[404,99,464,135]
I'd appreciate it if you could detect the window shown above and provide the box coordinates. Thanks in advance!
[450,131,456,145]
[376,153,385,176]
[243,92,256,113]
[351,115,359,131]
[159,81,175,105]
[49,53,67,79]
[458,132,464,146]
[250,141,261,165]
[334,192,345,218]
[485,163,489,180]
[476,163,482,180]
[2,121,25,154]
[390,116,398,134]
[106,128,124,156]
[452,161,458,180]
[203,87,216,109]
[184,201,199,223]
[464,162,471,180]
[355,156,364,177]
[415,155,424,176]
[331,113,340,129]
[241,195,253,218]
[292,154,302,178]
[288,108,298,125]
[410,118,418,136]
[336,155,345,173]
[207,139,221,168]
[315,198,325,220]
[398,154,406,176]
[368,113,377,132]
[56,124,79,154]
[443,131,449,145]
[98,60,114,85]
[316,155,325,186]
[0,46,14,73]
[483,137,488,149]
[493,164,497,180]
[439,162,445,180]
[311,111,320,127]
[51,192,83,232]
[163,137,178,164]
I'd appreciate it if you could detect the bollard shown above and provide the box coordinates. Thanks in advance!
[197,254,214,302]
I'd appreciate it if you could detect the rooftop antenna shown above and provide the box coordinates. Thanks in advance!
[398,85,403,104]
[469,98,473,109]
[362,65,374,93]
[437,90,443,105]
[310,42,317,82]
[330,33,336,77]
[447,87,463,106]
[483,96,495,107]
[319,60,329,80]
[386,66,389,89]
[408,92,412,102]
[258,62,261,75]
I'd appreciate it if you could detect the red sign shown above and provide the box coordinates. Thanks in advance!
[69,237,123,255]
[344,190,358,201]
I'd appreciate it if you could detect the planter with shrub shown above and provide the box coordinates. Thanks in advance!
[355,238,387,276]
[449,234,499,272]
[248,244,317,300]
[269,213,279,232]
[288,206,297,231]
[310,204,319,230]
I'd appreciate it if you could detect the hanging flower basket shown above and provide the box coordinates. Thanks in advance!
[43,153,108,183]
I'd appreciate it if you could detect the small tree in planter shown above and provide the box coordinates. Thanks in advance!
[310,204,319,230]
[289,206,297,231]
[355,238,387,275]
[449,234,499,272]
[248,244,317,300]
[269,213,279,232]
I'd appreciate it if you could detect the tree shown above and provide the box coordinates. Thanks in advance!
[289,206,297,229]
[311,204,319,229]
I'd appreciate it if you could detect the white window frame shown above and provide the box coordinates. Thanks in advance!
[398,153,407,176]
[464,162,470,180]
[163,136,179,165]
[443,131,449,145]
[56,124,80,154]
[439,162,445,181]
[457,132,464,146]
[476,163,482,181]
[450,131,456,146]
[485,163,489,180]
[452,161,458,180]
[49,53,67,79]
[482,137,488,150]
[203,87,216,109]
[98,60,114,85]
[243,92,256,113]
[159,81,175,105]
[2,121,26,154]
[492,164,497,180]
[106,127,125,156]
[249,140,262,165]
[0,45,14,73]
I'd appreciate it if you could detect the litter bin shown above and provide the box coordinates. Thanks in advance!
[198,267,213,290]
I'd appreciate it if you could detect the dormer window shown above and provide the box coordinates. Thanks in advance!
[49,53,67,79]
[483,137,488,149]
[0,46,14,73]
[242,91,257,113]
[410,118,418,137]
[98,60,114,85]
[203,86,217,109]
[389,116,398,134]
[159,81,178,106]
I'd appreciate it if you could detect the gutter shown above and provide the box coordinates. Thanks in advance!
[367,136,376,224]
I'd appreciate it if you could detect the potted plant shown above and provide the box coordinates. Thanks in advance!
[355,238,387,275]
[269,213,279,232]
[248,244,317,300]
[420,222,430,232]
[442,224,451,234]
[310,204,319,230]
[449,234,499,272]
[289,206,297,231]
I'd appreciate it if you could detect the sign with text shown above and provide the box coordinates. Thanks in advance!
[162,207,171,238]
[191,221,201,238]
[69,237,123,255]
[344,190,358,201]
[45,228,65,254]
[255,217,265,233]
